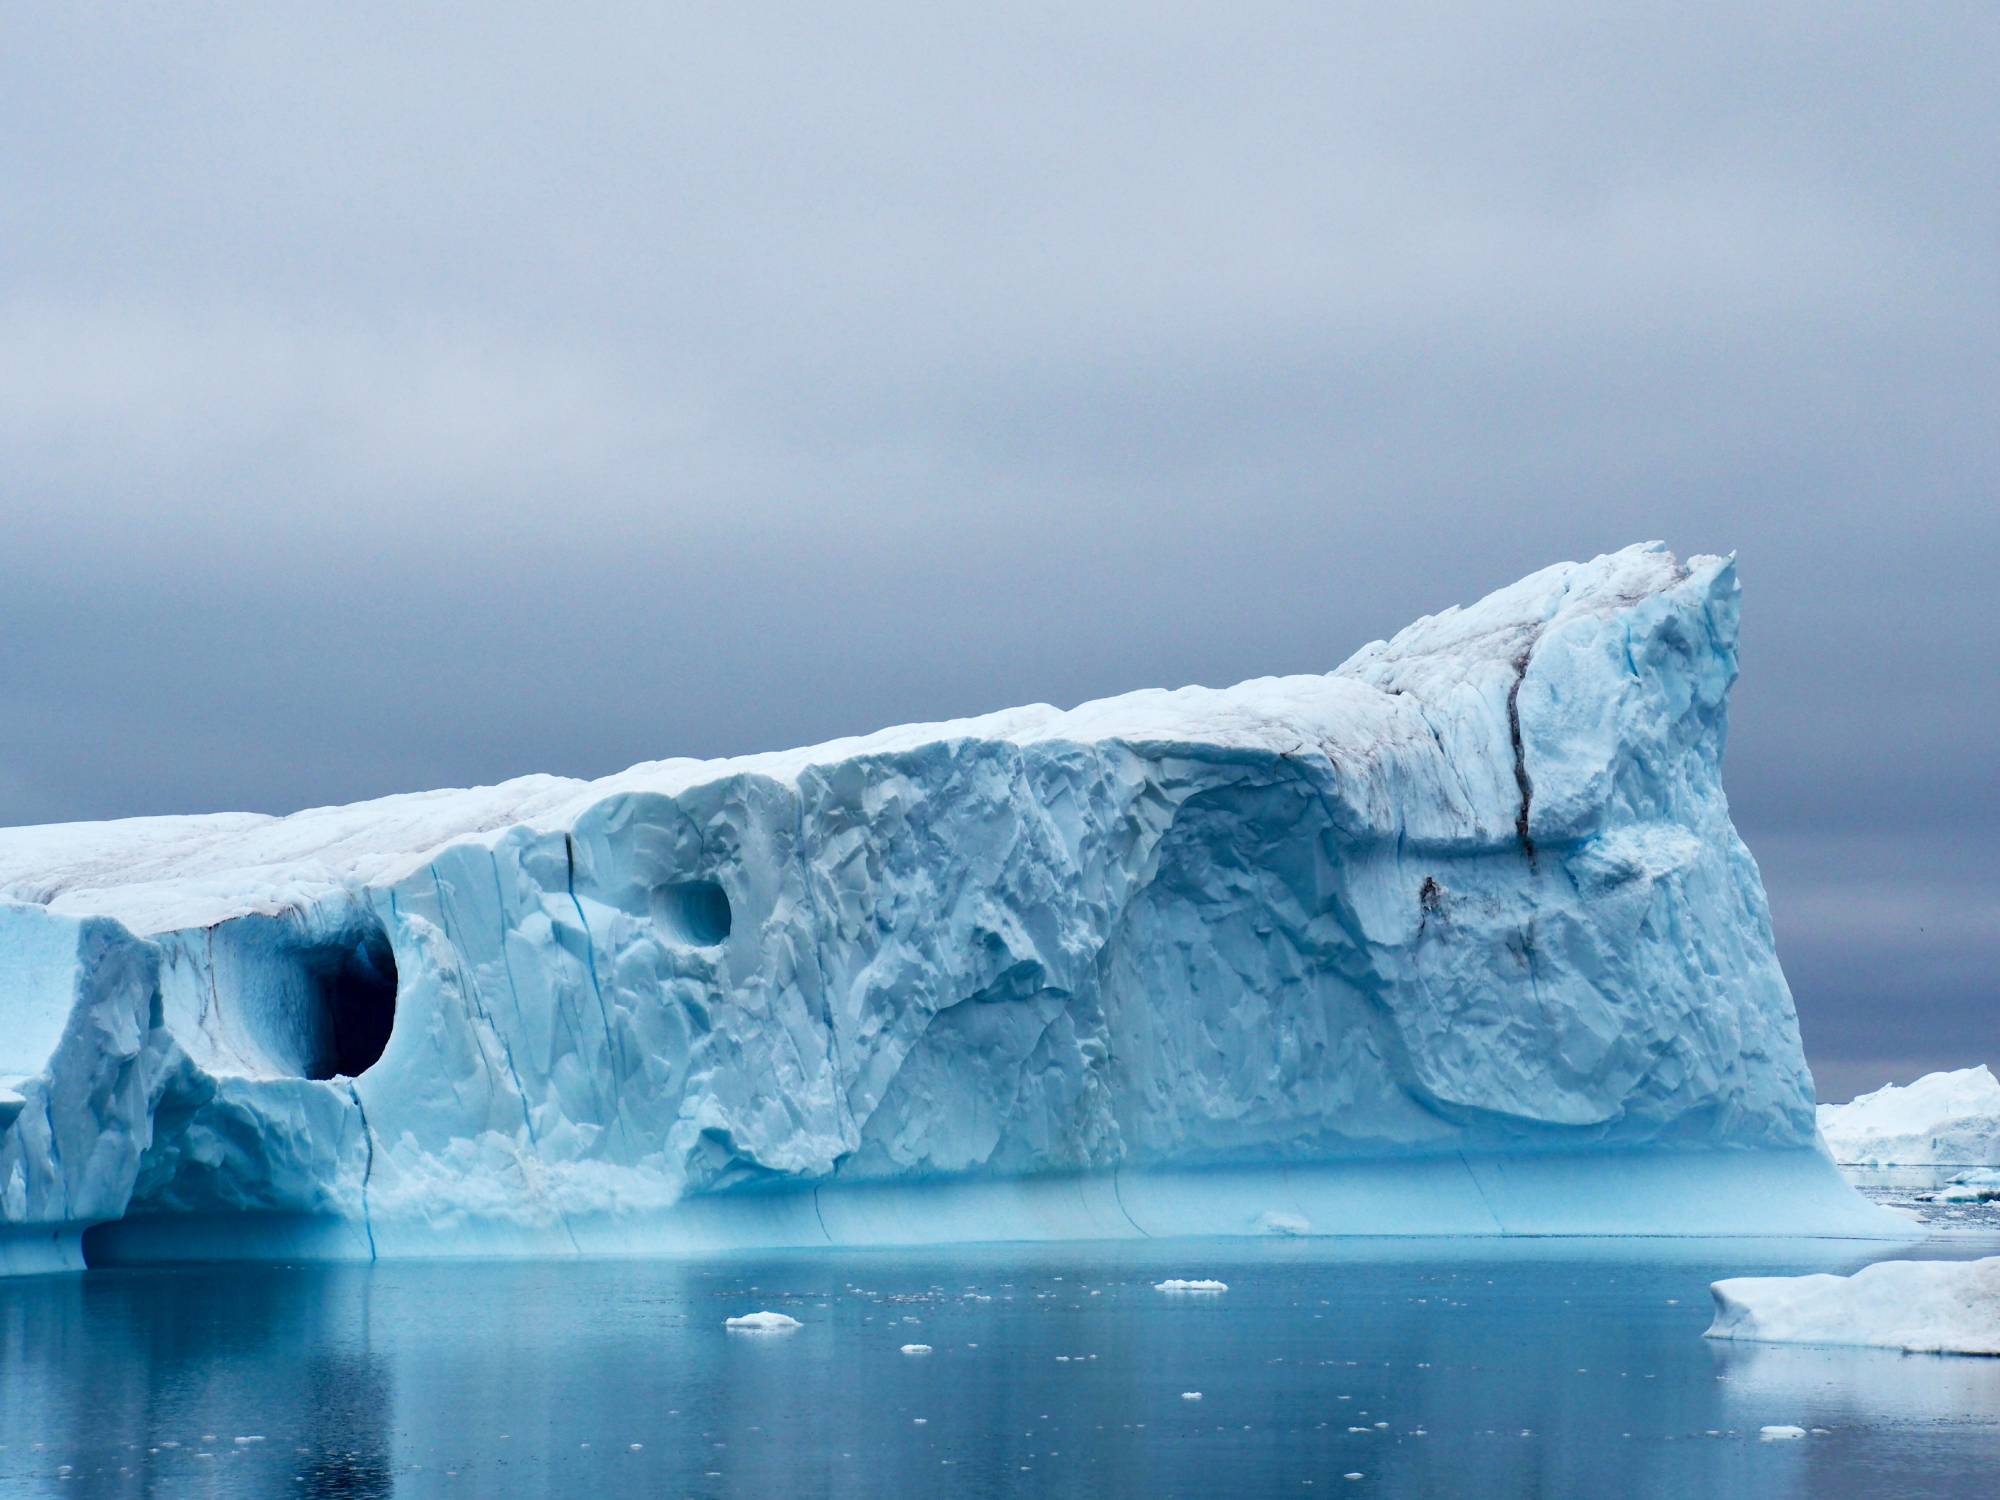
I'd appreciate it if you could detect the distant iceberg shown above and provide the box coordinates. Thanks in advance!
[1817,1066,2000,1167]
[0,544,1905,1274]
[1707,1257,2000,1356]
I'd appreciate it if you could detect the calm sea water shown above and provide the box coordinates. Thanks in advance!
[2,1225,1995,1498]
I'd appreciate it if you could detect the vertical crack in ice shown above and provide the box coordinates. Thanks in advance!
[1110,1167,1151,1237]
[810,1183,834,1245]
[346,1081,377,1261]
[431,869,582,1252]
[432,868,539,1135]
[41,1094,70,1219]
[1411,700,1480,825]
[487,856,535,1038]
[561,833,636,1164]
[482,856,586,1251]
[1506,648,1537,869]
[791,790,855,1156]
[1457,1151,1506,1234]
[200,927,217,1027]
[561,837,618,1063]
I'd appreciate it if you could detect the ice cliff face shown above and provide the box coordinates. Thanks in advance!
[0,543,1900,1271]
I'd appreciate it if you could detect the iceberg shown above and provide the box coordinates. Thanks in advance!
[1707,1257,2000,1355]
[1816,1066,2000,1167]
[0,543,1904,1274]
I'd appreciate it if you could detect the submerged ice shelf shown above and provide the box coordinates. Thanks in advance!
[0,544,1904,1273]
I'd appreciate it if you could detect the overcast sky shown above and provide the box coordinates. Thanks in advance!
[3,5,1993,1100]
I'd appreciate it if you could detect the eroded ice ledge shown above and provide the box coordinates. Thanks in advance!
[0,543,1908,1272]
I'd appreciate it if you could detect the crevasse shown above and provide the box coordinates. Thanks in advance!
[0,543,1906,1273]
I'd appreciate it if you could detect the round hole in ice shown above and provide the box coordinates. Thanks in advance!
[300,920,399,1080]
[655,879,732,946]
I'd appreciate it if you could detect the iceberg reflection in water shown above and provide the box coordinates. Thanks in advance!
[2,1236,1995,1499]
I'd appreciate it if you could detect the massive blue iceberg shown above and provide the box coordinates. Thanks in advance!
[0,544,1901,1272]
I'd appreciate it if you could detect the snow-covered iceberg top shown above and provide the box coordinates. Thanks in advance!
[0,543,1905,1273]
[1817,1067,2000,1167]
[1707,1257,2000,1356]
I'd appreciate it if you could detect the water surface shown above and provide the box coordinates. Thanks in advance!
[2,1231,1995,1498]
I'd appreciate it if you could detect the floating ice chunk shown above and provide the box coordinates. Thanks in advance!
[1155,1279,1228,1294]
[1707,1257,2000,1355]
[724,1311,801,1332]
[1758,1426,1806,1440]
[1181,1392,1203,1401]
[1929,1169,2000,1203]
[1933,1182,2000,1204]
[900,1343,932,1355]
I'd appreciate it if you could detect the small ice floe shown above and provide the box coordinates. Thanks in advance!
[1706,1257,2000,1355]
[231,1436,265,1445]
[1155,1279,1228,1294]
[725,1311,802,1332]
[1933,1174,2000,1204]
[1181,1392,1203,1401]
[901,1343,933,1355]
[1759,1425,1807,1441]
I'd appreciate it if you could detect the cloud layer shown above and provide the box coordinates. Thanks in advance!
[4,5,1993,1098]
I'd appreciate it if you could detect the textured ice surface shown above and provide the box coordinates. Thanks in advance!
[1817,1066,2000,1166]
[1708,1257,2000,1355]
[0,544,1903,1272]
